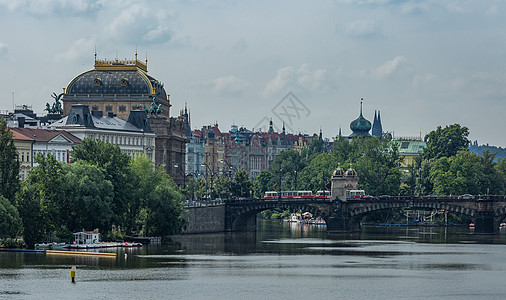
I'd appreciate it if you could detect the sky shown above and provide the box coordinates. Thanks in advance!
[0,0,505,147]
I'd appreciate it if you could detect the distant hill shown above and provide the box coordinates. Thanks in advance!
[469,141,506,161]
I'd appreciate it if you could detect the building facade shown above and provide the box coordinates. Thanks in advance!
[60,53,187,184]
[10,127,81,180]
[50,104,156,162]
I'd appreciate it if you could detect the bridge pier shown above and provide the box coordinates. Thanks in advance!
[326,201,361,232]
[474,198,499,234]
[474,212,498,234]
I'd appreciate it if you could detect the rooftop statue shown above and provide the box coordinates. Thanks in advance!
[143,92,162,115]
[44,93,64,114]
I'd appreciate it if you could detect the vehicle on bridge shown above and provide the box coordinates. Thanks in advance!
[346,189,365,199]
[263,190,314,200]
[315,190,331,200]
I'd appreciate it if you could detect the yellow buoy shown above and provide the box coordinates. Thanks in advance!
[70,266,76,283]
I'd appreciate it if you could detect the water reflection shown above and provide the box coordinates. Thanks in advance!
[3,220,506,299]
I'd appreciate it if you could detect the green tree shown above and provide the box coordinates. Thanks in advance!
[213,177,231,199]
[353,138,402,196]
[16,184,43,248]
[232,169,252,197]
[0,196,22,239]
[129,156,186,236]
[429,150,481,195]
[63,162,115,233]
[270,149,305,191]
[297,153,335,192]
[496,158,506,194]
[71,138,133,226]
[24,154,66,234]
[144,184,186,236]
[0,118,20,202]
[253,170,274,198]
[478,150,504,195]
[422,124,470,160]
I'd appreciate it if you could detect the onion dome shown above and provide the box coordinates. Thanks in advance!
[349,100,371,137]
[332,163,344,177]
[345,164,357,177]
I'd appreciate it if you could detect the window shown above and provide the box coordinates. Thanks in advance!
[106,106,113,112]
[119,106,126,112]
[21,152,24,162]
[401,142,409,149]
[27,152,30,162]
[92,106,99,111]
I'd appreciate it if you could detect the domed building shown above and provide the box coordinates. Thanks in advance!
[348,101,372,138]
[62,53,170,120]
[60,53,187,185]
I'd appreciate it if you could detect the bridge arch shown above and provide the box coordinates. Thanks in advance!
[225,201,334,232]
[348,201,477,220]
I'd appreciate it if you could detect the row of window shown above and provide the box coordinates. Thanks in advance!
[19,150,69,163]
[19,151,30,162]
[93,134,153,147]
[92,105,143,112]
[33,150,69,163]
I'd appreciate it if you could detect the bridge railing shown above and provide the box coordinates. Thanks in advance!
[184,199,225,207]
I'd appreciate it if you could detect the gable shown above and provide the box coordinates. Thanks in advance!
[49,133,74,144]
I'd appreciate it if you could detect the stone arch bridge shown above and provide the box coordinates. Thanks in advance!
[183,195,506,234]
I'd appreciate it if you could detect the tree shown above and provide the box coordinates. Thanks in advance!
[143,184,186,236]
[71,138,133,226]
[16,184,43,248]
[429,150,481,195]
[478,151,504,195]
[297,153,335,192]
[422,124,470,160]
[353,138,402,196]
[270,149,305,191]
[129,156,186,236]
[0,118,20,202]
[0,196,22,239]
[253,170,273,198]
[232,169,252,197]
[63,162,115,233]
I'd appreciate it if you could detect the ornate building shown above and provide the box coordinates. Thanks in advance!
[60,53,187,184]
[330,164,359,200]
[185,116,311,181]
[372,110,383,138]
[348,101,372,138]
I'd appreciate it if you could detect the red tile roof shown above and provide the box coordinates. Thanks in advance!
[10,128,81,143]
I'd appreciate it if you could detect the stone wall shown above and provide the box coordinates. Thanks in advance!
[182,205,226,234]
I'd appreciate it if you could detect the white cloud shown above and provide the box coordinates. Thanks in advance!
[0,0,103,17]
[451,72,506,98]
[212,75,249,96]
[345,19,382,38]
[263,65,327,96]
[412,74,436,88]
[104,5,173,44]
[263,66,296,96]
[372,56,407,79]
[297,64,327,90]
[0,42,8,57]
[55,38,95,61]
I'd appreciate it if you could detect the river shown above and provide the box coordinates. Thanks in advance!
[2,220,506,299]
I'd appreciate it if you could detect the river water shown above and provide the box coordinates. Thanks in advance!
[2,220,506,299]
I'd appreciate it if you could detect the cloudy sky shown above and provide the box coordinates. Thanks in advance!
[0,0,504,146]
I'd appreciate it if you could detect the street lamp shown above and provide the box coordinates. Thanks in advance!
[174,164,186,187]
[202,163,213,200]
